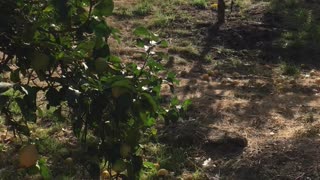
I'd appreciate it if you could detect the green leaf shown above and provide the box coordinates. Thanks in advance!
[93,0,114,17]
[159,40,169,48]
[133,27,151,37]
[109,55,121,63]
[182,99,192,111]
[136,39,145,47]
[38,158,52,180]
[111,79,133,90]
[145,117,155,127]
[43,5,54,13]
[16,86,39,122]
[143,161,155,169]
[93,22,111,37]
[166,72,177,83]
[140,93,157,112]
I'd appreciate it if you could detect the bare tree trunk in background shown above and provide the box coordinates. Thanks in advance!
[217,0,226,25]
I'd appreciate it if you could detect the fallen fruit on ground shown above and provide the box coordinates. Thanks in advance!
[101,170,111,179]
[157,168,169,177]
[19,144,39,168]
[64,157,73,165]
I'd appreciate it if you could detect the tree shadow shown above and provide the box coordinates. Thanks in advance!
[217,135,320,179]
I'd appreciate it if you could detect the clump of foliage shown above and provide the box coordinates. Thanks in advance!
[0,0,185,178]
[280,62,300,76]
[270,0,320,62]
[191,0,208,9]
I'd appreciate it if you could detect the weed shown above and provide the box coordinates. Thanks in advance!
[191,0,208,9]
[114,7,133,17]
[142,143,190,177]
[149,11,176,28]
[193,169,209,180]
[270,0,320,62]
[280,62,300,76]
[132,1,152,16]
[203,54,213,63]
[168,44,200,59]
[235,0,252,9]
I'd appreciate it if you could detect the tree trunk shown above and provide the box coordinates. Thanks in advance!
[217,0,226,25]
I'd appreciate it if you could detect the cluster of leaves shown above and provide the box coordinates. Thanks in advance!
[270,0,320,61]
[0,0,187,178]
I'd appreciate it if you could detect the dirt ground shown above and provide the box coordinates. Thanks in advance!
[1,0,320,179]
[110,0,320,179]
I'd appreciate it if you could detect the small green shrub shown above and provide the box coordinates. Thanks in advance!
[190,0,208,9]
[270,0,320,62]
[280,62,300,76]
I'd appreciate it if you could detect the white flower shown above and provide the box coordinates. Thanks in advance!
[142,86,148,91]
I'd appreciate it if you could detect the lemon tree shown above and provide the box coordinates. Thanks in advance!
[0,0,186,179]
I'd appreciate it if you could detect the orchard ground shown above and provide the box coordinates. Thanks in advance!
[2,0,320,179]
